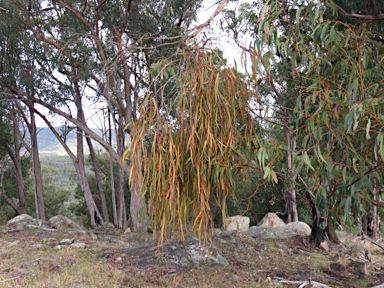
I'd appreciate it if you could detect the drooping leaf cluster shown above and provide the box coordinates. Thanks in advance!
[127,49,279,244]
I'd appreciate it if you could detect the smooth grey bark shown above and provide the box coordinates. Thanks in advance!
[113,113,126,229]
[86,135,110,223]
[27,102,45,220]
[285,127,298,223]
[72,70,105,229]
[108,106,118,227]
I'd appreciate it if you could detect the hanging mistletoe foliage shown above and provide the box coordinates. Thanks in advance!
[126,49,276,245]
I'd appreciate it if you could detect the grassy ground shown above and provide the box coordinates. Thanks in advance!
[1,229,384,288]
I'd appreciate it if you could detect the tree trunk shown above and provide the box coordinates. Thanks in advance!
[285,128,298,223]
[130,147,151,232]
[28,103,45,220]
[108,105,118,227]
[10,108,26,213]
[72,71,104,229]
[115,115,126,229]
[85,135,110,223]
[110,155,118,227]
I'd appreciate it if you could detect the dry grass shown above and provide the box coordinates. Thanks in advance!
[1,230,384,288]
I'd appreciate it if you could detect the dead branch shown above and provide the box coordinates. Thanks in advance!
[335,4,384,21]
[361,234,384,251]
[0,275,21,283]
[185,0,229,46]
[275,279,333,288]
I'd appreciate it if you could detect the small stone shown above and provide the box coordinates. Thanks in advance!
[124,228,131,234]
[115,257,123,262]
[59,238,75,245]
[69,242,86,249]
[319,241,330,252]
[31,243,44,249]
[54,245,68,249]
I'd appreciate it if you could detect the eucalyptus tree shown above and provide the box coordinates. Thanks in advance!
[249,0,384,244]
[0,3,46,220]
[0,0,203,230]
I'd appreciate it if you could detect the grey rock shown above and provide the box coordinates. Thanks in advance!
[257,212,285,228]
[213,228,222,234]
[284,222,311,236]
[248,226,298,239]
[225,215,250,231]
[119,236,228,271]
[63,229,88,237]
[69,242,86,249]
[54,245,68,249]
[104,222,115,229]
[31,243,44,249]
[113,239,131,247]
[59,238,75,245]
[7,214,34,226]
[121,232,141,241]
[68,242,87,249]
[49,215,84,230]
[6,214,51,231]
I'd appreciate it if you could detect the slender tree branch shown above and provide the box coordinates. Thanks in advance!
[335,4,384,20]
[185,0,229,45]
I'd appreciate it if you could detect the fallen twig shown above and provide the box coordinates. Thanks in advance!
[0,229,20,234]
[275,279,333,288]
[0,275,21,283]
[361,234,384,251]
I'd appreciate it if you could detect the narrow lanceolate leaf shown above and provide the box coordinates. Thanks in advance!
[303,152,314,171]
[366,119,371,139]
[344,197,352,222]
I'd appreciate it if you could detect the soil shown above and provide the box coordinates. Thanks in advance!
[1,229,384,288]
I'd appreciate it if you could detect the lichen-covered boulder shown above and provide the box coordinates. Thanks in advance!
[225,215,250,231]
[258,212,285,228]
[49,215,84,230]
[6,214,50,230]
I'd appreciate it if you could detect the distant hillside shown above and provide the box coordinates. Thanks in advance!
[31,127,119,157]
